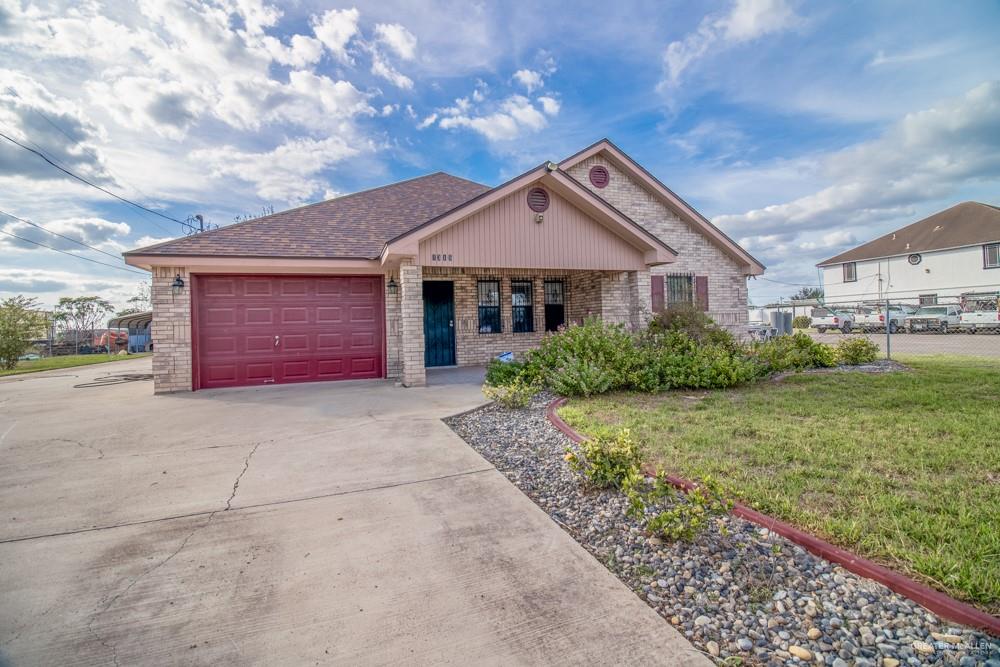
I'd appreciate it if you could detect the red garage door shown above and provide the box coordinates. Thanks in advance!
[194,275,384,390]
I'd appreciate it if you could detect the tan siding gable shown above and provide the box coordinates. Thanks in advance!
[418,184,646,270]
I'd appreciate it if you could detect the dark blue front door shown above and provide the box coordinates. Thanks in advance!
[423,281,455,367]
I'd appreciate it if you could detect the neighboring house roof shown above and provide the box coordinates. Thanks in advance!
[817,202,1000,267]
[559,138,766,275]
[125,173,489,259]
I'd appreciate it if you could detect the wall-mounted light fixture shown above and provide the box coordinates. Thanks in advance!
[171,274,185,295]
[387,276,398,295]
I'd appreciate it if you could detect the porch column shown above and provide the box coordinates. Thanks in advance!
[399,259,426,387]
[628,269,652,331]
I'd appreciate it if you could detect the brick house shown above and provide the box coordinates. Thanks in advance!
[124,139,764,392]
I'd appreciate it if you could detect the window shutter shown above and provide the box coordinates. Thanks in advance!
[651,275,665,313]
[694,276,709,311]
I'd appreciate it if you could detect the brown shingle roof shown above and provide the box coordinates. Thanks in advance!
[125,172,490,259]
[817,202,1000,266]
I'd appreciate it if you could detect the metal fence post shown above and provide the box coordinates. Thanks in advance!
[885,297,891,360]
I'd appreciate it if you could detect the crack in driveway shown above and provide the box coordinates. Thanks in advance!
[87,439,266,663]
[226,441,262,510]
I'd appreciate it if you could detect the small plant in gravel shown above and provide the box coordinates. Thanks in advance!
[482,375,539,408]
[835,337,880,365]
[564,428,642,490]
[644,474,733,542]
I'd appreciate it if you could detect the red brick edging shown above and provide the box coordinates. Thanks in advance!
[546,397,1000,636]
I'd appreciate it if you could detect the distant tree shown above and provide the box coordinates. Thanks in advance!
[55,296,114,354]
[790,287,824,301]
[0,296,48,369]
[115,282,151,316]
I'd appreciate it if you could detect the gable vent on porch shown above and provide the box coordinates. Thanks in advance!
[526,187,550,213]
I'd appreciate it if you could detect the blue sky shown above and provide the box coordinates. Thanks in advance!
[1,0,999,309]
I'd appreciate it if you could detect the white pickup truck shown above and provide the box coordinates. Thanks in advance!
[811,307,854,333]
[959,292,1000,333]
[857,305,917,334]
[905,305,962,333]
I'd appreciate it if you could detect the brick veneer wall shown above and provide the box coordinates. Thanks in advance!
[151,266,192,393]
[385,270,402,379]
[422,266,638,365]
[567,156,750,334]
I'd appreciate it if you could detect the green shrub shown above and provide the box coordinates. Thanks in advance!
[484,358,526,386]
[749,332,836,372]
[525,318,636,390]
[482,375,539,408]
[548,355,614,397]
[644,474,733,542]
[565,429,642,490]
[629,331,762,391]
[792,315,811,330]
[836,337,880,365]
[647,303,738,351]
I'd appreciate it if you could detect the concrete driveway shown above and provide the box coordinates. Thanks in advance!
[0,357,704,666]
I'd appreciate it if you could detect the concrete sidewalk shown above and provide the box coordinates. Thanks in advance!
[0,358,706,665]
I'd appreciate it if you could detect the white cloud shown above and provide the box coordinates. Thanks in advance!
[537,96,560,116]
[311,7,360,63]
[416,113,438,129]
[370,50,414,89]
[438,94,554,142]
[1,216,131,253]
[380,103,398,116]
[192,135,366,204]
[662,0,800,90]
[513,69,543,93]
[717,81,1000,285]
[374,23,417,61]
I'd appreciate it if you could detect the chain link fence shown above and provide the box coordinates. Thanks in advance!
[749,291,1000,364]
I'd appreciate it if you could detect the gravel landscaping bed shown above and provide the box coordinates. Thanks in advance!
[446,393,1000,666]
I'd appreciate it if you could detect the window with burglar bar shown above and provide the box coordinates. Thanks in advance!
[544,280,565,331]
[666,275,693,305]
[477,280,501,333]
[511,280,534,333]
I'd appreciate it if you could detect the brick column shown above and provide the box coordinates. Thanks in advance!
[385,270,402,379]
[599,272,630,326]
[399,259,426,387]
[628,269,652,331]
[151,266,192,393]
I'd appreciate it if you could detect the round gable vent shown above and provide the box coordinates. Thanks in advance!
[527,186,550,213]
[589,165,610,188]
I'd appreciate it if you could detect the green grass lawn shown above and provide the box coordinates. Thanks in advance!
[558,356,1000,613]
[0,353,151,377]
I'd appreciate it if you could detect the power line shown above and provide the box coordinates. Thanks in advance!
[0,228,146,276]
[0,208,126,261]
[754,276,822,288]
[0,129,196,233]
[3,87,178,237]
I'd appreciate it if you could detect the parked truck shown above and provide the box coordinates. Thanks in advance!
[959,292,1000,333]
[810,307,854,333]
[905,305,962,333]
[857,304,917,334]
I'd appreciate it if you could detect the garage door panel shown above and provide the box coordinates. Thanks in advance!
[243,279,273,297]
[245,335,275,353]
[280,307,309,324]
[316,307,342,324]
[196,275,383,389]
[203,307,236,326]
[282,334,310,351]
[244,307,273,324]
[203,336,237,354]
